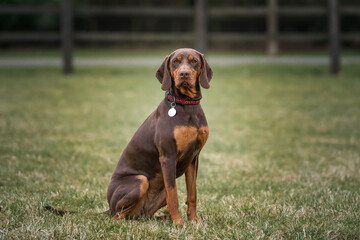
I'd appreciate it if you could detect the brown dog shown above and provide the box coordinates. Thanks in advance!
[107,48,213,225]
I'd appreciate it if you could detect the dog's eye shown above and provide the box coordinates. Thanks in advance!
[173,59,180,64]
[191,59,197,64]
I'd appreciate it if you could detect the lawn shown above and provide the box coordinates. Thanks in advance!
[1,64,360,239]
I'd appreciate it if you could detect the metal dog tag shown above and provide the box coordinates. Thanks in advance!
[168,102,176,117]
[168,107,176,117]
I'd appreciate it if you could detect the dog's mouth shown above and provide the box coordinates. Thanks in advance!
[179,81,191,88]
[176,80,195,90]
[176,81,197,98]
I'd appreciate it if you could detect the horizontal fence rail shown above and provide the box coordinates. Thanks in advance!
[1,32,359,42]
[75,7,193,16]
[1,5,360,15]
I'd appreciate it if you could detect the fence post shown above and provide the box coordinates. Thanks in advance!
[329,0,341,74]
[267,0,278,56]
[195,0,208,55]
[61,0,73,74]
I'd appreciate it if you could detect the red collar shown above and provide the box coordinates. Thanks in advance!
[165,91,200,105]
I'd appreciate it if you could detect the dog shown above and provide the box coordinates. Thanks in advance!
[107,48,213,225]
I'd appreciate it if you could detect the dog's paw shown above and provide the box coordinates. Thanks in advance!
[187,212,201,223]
[188,216,201,223]
[172,218,184,227]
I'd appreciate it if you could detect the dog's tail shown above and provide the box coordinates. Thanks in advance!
[44,205,75,216]
[44,205,110,216]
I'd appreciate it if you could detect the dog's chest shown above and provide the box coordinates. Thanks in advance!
[173,125,209,154]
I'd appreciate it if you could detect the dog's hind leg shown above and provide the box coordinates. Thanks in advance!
[109,175,149,219]
[142,188,167,217]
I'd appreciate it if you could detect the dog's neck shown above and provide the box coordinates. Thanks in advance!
[170,81,202,102]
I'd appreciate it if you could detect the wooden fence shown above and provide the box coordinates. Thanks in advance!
[1,0,359,74]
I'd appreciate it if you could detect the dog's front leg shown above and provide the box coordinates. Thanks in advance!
[185,155,200,222]
[159,153,183,226]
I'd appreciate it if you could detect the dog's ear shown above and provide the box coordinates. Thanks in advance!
[199,54,213,89]
[156,55,172,91]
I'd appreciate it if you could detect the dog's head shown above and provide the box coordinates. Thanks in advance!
[156,48,213,98]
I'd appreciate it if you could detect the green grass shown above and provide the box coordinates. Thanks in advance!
[1,64,360,239]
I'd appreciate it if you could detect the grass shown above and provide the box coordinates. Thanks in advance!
[1,64,360,239]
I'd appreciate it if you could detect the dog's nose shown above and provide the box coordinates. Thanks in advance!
[179,69,190,78]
